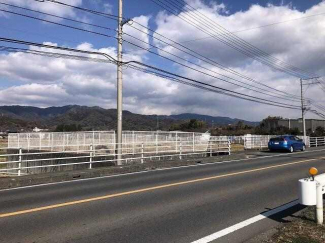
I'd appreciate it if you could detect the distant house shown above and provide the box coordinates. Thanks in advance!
[33,127,48,132]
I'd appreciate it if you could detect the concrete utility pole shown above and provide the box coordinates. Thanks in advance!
[300,77,320,144]
[300,78,306,144]
[116,0,123,165]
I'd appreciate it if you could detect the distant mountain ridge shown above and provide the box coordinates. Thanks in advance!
[0,105,259,132]
[168,113,259,126]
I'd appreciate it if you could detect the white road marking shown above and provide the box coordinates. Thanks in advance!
[0,148,324,192]
[191,200,299,243]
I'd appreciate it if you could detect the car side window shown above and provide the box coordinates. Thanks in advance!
[289,136,295,141]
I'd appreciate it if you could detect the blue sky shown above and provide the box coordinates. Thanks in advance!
[0,0,325,120]
[2,0,322,49]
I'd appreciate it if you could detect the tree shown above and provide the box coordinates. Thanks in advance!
[55,124,82,132]
[315,126,325,136]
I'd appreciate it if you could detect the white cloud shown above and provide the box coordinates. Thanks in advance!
[1,2,325,121]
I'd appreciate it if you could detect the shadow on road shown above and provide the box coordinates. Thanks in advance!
[262,202,306,223]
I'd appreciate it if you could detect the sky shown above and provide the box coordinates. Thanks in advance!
[0,0,325,121]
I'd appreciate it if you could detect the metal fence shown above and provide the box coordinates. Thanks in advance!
[7,131,217,152]
[243,135,311,149]
[1,131,231,176]
[310,137,325,147]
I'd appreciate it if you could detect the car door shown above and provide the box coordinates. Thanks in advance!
[295,136,303,149]
[289,136,298,150]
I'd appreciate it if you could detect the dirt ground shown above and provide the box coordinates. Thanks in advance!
[265,206,325,243]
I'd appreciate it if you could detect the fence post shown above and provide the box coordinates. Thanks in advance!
[89,145,93,169]
[192,133,195,152]
[316,138,318,147]
[179,142,182,160]
[141,143,144,164]
[209,140,212,157]
[228,140,231,155]
[18,148,22,176]
[27,133,30,151]
[156,132,158,155]
[176,132,178,152]
[76,133,79,152]
[132,131,135,155]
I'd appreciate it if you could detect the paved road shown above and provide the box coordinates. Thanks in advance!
[1,148,325,243]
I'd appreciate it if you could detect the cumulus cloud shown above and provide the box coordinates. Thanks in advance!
[1,1,325,121]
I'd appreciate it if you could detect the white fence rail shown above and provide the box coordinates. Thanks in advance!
[309,137,325,147]
[243,135,313,149]
[1,131,231,176]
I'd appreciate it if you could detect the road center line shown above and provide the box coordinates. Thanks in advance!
[0,156,323,218]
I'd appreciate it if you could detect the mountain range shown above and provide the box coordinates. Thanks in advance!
[0,105,259,132]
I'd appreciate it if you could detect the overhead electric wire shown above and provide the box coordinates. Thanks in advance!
[0,8,303,103]
[0,45,114,64]
[0,37,117,63]
[0,9,117,42]
[167,0,318,78]
[0,2,117,32]
[149,0,317,79]
[125,60,301,109]
[0,37,302,110]
[26,0,305,101]
[32,0,120,20]
[126,64,301,110]
[181,11,325,43]
[126,21,304,101]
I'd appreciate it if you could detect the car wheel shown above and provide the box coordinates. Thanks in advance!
[290,146,294,153]
[302,145,306,151]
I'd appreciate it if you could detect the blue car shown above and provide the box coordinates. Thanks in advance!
[268,135,306,153]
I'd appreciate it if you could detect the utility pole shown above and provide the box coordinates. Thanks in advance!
[300,78,306,144]
[116,0,123,165]
[300,77,320,144]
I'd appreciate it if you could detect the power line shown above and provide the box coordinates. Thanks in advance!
[0,2,116,32]
[170,0,318,78]
[0,9,117,41]
[0,37,117,62]
[32,0,120,20]
[16,0,306,102]
[180,11,325,44]
[0,7,303,103]
[0,37,302,110]
[25,0,306,101]
[149,0,317,79]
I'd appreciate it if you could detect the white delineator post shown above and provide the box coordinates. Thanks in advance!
[316,181,323,224]
[299,168,325,225]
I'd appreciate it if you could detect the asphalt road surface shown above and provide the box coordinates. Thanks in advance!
[1,148,325,243]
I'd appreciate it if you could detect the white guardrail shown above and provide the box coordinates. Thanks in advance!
[0,131,231,176]
[299,168,325,224]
